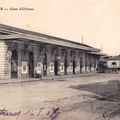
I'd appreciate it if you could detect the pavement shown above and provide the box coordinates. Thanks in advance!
[0,73,105,84]
[0,73,119,120]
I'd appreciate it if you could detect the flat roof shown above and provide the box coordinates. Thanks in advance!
[0,24,100,52]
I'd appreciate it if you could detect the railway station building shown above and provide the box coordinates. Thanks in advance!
[0,24,102,79]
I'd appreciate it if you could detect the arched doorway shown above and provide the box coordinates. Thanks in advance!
[54,54,59,75]
[29,51,34,78]
[64,55,67,75]
[80,56,82,73]
[90,57,92,72]
[73,58,76,74]
[43,53,47,76]
[11,49,18,78]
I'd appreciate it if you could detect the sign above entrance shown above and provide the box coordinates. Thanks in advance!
[36,62,42,74]
[22,61,28,74]
[60,63,64,72]
[50,62,54,73]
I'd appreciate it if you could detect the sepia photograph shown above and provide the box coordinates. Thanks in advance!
[0,0,120,120]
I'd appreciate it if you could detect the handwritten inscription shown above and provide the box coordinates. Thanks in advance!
[0,108,21,116]
[47,107,61,120]
[23,107,61,120]
[0,107,61,120]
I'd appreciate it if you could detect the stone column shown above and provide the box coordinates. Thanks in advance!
[81,52,86,73]
[18,45,22,79]
[75,50,80,74]
[58,47,64,75]
[94,56,97,72]
[66,49,71,74]
[7,50,12,79]
[33,45,38,74]
[46,45,51,76]
[91,55,94,72]
[96,56,99,71]
[86,54,90,73]
[5,42,11,79]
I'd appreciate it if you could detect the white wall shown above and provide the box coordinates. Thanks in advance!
[107,60,120,68]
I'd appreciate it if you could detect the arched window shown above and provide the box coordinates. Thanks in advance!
[112,62,117,68]
[112,62,117,65]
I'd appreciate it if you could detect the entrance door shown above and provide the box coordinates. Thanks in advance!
[73,59,76,74]
[11,50,18,78]
[64,55,67,75]
[29,52,34,78]
[43,53,47,76]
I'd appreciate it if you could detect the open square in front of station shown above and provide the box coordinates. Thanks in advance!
[0,73,120,120]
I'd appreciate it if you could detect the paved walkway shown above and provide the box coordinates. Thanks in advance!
[0,73,103,84]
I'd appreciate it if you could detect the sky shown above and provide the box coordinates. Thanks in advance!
[0,0,120,56]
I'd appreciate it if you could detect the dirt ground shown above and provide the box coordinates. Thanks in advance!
[0,74,120,120]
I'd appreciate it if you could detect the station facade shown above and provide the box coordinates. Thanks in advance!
[0,24,102,79]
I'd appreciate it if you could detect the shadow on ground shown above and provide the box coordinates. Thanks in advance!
[70,80,120,101]
[70,80,120,119]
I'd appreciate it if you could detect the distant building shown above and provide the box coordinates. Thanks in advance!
[0,24,103,79]
[107,55,120,69]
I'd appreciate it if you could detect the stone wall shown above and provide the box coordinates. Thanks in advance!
[0,41,9,79]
